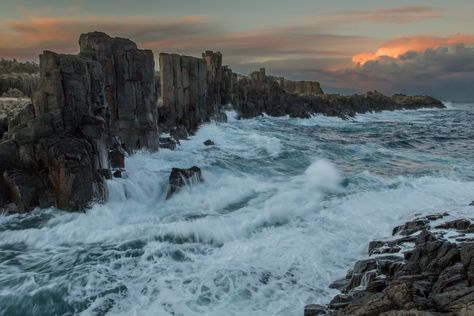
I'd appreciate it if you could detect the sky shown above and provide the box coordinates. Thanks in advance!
[0,0,473,101]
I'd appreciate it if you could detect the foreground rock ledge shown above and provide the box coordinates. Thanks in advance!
[306,213,474,315]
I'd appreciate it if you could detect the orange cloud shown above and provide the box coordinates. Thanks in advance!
[352,34,474,64]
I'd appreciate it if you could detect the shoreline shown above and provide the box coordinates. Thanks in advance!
[306,207,474,315]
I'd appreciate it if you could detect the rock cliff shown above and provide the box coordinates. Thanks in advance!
[79,31,159,152]
[230,68,443,119]
[158,50,228,135]
[0,51,109,212]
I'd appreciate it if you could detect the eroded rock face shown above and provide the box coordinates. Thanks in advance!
[0,51,109,212]
[159,51,229,135]
[159,53,207,132]
[79,31,159,152]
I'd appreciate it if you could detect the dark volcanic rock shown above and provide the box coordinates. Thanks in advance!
[392,219,429,236]
[436,219,471,231]
[79,31,159,152]
[304,304,326,316]
[315,215,474,315]
[0,51,110,212]
[167,166,203,199]
[159,137,178,150]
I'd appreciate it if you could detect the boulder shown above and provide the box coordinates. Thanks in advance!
[203,139,215,146]
[304,304,326,316]
[167,166,203,199]
[436,219,471,231]
[392,220,429,236]
[159,137,178,150]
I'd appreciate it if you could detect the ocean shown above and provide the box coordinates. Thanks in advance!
[1,103,473,316]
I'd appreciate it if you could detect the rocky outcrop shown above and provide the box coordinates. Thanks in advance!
[270,75,324,95]
[307,214,474,315]
[230,69,444,119]
[0,33,160,212]
[0,51,110,212]
[79,31,159,152]
[166,166,203,199]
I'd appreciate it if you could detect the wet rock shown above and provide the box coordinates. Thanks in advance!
[328,294,353,310]
[304,304,326,316]
[469,201,474,206]
[159,137,178,150]
[393,220,429,236]
[2,168,43,212]
[435,219,471,231]
[432,262,468,294]
[112,169,122,178]
[167,166,203,199]
[170,125,189,141]
[98,169,112,180]
[329,278,350,292]
[110,145,126,169]
[460,243,474,284]
[416,230,437,245]
[203,139,215,146]
[313,215,474,315]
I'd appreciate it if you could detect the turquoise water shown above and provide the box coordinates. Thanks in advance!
[1,103,473,315]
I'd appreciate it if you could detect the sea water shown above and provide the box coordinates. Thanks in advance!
[1,103,473,315]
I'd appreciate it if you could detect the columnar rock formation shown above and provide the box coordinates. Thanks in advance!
[0,51,109,212]
[158,53,207,132]
[158,50,230,134]
[0,32,161,212]
[79,32,159,151]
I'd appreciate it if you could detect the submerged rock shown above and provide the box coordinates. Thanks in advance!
[167,166,203,199]
[203,139,215,146]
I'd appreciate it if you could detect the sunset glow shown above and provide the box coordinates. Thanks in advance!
[352,34,474,65]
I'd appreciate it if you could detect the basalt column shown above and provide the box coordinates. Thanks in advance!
[79,32,159,152]
[159,53,207,132]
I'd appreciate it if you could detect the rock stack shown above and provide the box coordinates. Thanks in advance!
[0,51,109,212]
[79,32,159,152]
[158,53,208,133]
[0,32,160,212]
[158,50,229,136]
